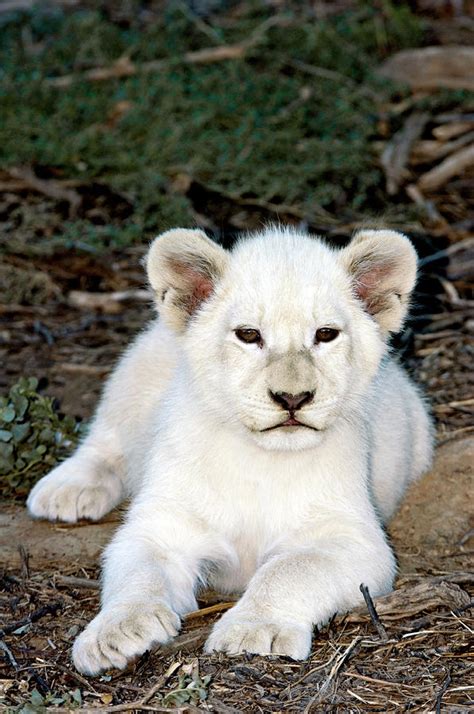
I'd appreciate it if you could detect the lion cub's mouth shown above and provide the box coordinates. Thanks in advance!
[261,417,319,432]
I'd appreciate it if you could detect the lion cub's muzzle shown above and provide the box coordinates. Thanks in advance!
[262,390,318,432]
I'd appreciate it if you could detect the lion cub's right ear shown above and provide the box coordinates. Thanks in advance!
[146,228,228,332]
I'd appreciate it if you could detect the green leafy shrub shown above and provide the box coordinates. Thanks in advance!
[0,378,86,497]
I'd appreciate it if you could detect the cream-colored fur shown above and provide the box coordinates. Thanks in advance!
[27,227,433,674]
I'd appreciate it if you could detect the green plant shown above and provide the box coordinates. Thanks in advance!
[18,687,82,713]
[162,668,211,707]
[0,377,86,497]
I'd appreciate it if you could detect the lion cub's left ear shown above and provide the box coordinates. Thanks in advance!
[147,228,228,331]
[341,230,418,334]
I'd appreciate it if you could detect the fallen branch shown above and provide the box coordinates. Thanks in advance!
[417,143,474,192]
[0,601,62,637]
[68,288,151,313]
[0,639,19,670]
[377,46,474,92]
[405,183,447,227]
[410,129,474,164]
[47,16,290,88]
[432,122,474,141]
[381,112,429,194]
[346,580,470,623]
[6,166,81,217]
[418,236,474,282]
[54,575,100,589]
[54,362,111,376]
[185,601,235,621]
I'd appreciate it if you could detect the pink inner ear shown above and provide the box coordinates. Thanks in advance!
[354,263,391,302]
[169,259,215,315]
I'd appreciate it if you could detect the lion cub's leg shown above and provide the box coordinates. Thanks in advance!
[205,519,396,659]
[72,505,204,674]
[27,321,176,522]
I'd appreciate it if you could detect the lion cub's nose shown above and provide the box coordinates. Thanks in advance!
[270,391,314,412]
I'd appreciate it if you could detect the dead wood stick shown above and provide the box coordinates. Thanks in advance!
[410,129,474,164]
[185,601,234,620]
[437,426,474,444]
[54,362,110,376]
[7,167,81,216]
[405,183,447,226]
[285,58,358,87]
[415,330,461,342]
[435,112,474,123]
[359,583,388,640]
[440,278,473,308]
[381,111,429,194]
[435,671,452,714]
[54,575,100,589]
[0,639,19,670]
[346,580,470,623]
[342,671,420,689]
[52,705,199,713]
[0,601,62,636]
[48,16,289,88]
[432,122,474,140]
[433,398,474,411]
[398,570,474,588]
[418,143,474,192]
[68,289,151,312]
[53,577,232,616]
[419,236,474,267]
[0,0,79,11]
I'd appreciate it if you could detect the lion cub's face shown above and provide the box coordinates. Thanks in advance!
[147,227,417,451]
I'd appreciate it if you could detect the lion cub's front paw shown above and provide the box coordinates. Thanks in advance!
[27,458,123,523]
[204,609,312,660]
[72,601,180,675]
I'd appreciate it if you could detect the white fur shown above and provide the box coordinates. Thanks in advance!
[27,227,433,674]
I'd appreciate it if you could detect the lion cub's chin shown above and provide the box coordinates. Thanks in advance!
[250,424,326,451]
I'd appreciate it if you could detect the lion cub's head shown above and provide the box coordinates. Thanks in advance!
[147,227,417,451]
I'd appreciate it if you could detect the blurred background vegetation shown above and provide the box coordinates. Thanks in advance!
[1,0,471,253]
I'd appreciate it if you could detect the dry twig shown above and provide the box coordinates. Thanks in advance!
[381,112,429,194]
[6,167,81,217]
[68,289,151,313]
[47,16,290,88]
[359,583,388,640]
[417,143,474,192]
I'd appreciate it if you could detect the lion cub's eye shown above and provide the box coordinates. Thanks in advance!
[315,327,339,344]
[235,328,263,346]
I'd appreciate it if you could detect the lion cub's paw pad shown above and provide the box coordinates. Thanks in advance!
[205,617,311,660]
[72,603,180,675]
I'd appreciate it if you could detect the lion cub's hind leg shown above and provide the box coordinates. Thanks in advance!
[27,321,178,523]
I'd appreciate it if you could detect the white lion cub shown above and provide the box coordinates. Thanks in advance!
[27,226,433,674]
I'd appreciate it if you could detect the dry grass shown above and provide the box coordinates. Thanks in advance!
[1,564,473,712]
